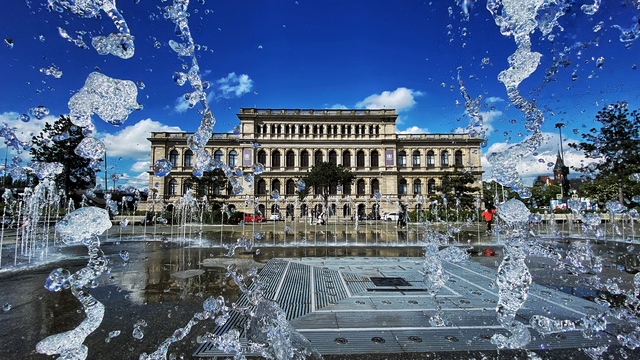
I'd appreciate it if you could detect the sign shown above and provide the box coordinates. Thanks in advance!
[242,149,253,166]
[556,194,562,200]
[385,149,394,166]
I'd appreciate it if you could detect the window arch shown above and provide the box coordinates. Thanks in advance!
[300,150,309,168]
[426,150,435,168]
[257,150,267,165]
[183,179,192,194]
[398,150,407,167]
[329,150,337,165]
[454,150,463,167]
[272,150,281,168]
[398,178,407,195]
[169,150,179,166]
[286,179,295,195]
[214,150,223,162]
[257,179,267,195]
[356,179,365,195]
[169,179,177,195]
[356,150,365,168]
[314,150,323,165]
[370,150,379,169]
[342,150,351,167]
[413,179,422,195]
[271,179,281,194]
[412,150,420,167]
[428,179,436,194]
[228,150,238,167]
[184,150,193,167]
[286,150,295,168]
[371,179,380,195]
[440,150,450,167]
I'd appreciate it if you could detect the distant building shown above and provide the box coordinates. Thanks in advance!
[147,108,483,217]
[553,150,570,196]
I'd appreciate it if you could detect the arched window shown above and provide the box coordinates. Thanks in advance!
[398,178,407,195]
[314,150,323,165]
[371,150,379,169]
[214,150,223,162]
[441,151,450,167]
[257,150,267,165]
[455,150,463,167]
[272,150,281,168]
[428,179,436,194]
[272,179,281,194]
[169,179,177,195]
[329,150,337,165]
[286,179,295,195]
[371,179,379,195]
[183,179,192,194]
[356,150,365,168]
[300,150,309,168]
[343,182,352,195]
[413,179,422,194]
[342,151,351,167]
[356,179,365,195]
[228,150,238,167]
[427,150,435,168]
[184,150,193,167]
[286,150,295,168]
[257,179,267,195]
[398,150,407,167]
[169,150,179,166]
[412,150,420,167]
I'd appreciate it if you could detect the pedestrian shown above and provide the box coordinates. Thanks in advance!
[308,210,313,225]
[482,207,496,233]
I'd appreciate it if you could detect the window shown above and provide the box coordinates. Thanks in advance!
[428,179,436,194]
[343,182,352,195]
[169,150,179,166]
[329,150,337,164]
[169,179,177,195]
[257,179,267,195]
[184,150,193,167]
[314,150,323,165]
[398,178,407,195]
[272,179,281,194]
[441,151,450,167]
[342,151,351,167]
[412,150,420,167]
[357,179,365,195]
[257,150,266,165]
[286,179,295,195]
[398,150,407,167]
[272,150,281,168]
[371,179,379,195]
[214,150,223,162]
[183,179,192,194]
[300,150,309,168]
[356,150,365,168]
[455,150,463,167]
[413,179,422,194]
[228,150,238,167]
[427,150,435,168]
[371,150,379,168]
[286,150,295,168]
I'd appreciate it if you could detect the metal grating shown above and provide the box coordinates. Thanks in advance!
[370,277,410,287]
[314,267,349,310]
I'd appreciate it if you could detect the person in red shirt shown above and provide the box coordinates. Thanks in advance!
[482,206,497,232]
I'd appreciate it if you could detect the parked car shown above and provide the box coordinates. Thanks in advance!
[243,213,264,223]
[382,212,399,222]
[269,213,282,221]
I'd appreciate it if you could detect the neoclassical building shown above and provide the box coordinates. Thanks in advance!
[148,108,483,217]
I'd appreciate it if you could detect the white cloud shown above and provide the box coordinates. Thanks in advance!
[174,95,190,113]
[217,72,253,98]
[397,125,430,134]
[117,172,149,189]
[485,96,505,103]
[330,103,348,109]
[98,118,183,160]
[454,110,502,135]
[131,161,149,172]
[0,111,59,159]
[356,87,423,112]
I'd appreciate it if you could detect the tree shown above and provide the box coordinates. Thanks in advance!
[189,169,228,199]
[301,162,355,211]
[528,183,561,208]
[436,170,480,209]
[569,102,640,202]
[30,115,99,195]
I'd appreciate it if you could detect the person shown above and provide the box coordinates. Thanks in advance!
[397,205,407,228]
[482,207,496,232]
[308,210,313,225]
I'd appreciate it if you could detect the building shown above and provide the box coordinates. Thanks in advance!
[148,108,483,217]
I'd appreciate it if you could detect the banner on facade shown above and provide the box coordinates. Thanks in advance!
[242,148,253,166]
[385,149,394,166]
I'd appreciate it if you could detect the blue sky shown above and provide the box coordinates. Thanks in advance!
[1,1,639,189]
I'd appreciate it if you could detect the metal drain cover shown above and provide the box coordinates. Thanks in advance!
[370,277,410,286]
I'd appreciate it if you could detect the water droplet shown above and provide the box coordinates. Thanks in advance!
[29,106,50,120]
[153,159,173,177]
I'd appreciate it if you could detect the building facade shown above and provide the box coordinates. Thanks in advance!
[148,108,483,217]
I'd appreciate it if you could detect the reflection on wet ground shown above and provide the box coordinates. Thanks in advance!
[0,233,639,359]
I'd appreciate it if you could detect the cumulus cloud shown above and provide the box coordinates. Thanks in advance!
[217,72,253,98]
[454,109,502,134]
[397,125,430,134]
[131,161,150,172]
[356,87,423,112]
[98,118,183,160]
[485,96,505,103]
[481,132,598,186]
[330,103,348,109]
[0,111,59,160]
[117,172,149,189]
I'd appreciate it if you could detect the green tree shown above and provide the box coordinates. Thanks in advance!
[29,115,98,195]
[568,102,640,202]
[301,162,355,210]
[189,169,228,199]
[528,183,561,208]
[482,180,521,207]
[437,170,480,209]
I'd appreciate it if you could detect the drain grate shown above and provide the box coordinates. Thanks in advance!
[370,277,410,287]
